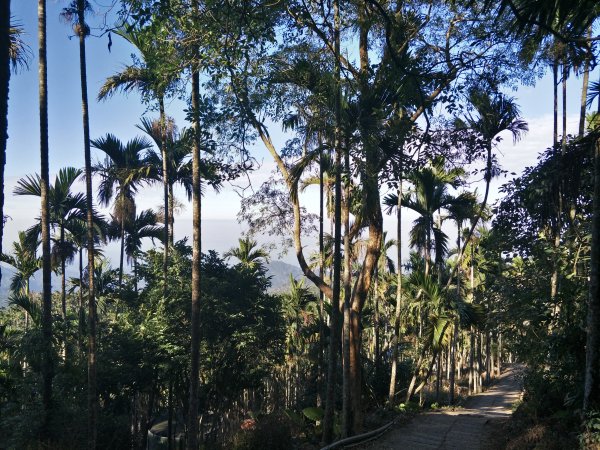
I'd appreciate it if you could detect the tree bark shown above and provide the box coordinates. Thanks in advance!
[341,146,352,438]
[159,96,169,301]
[388,182,403,406]
[0,0,9,292]
[322,0,342,441]
[61,225,67,320]
[119,212,125,288]
[579,33,591,138]
[77,0,97,445]
[38,0,54,439]
[317,145,325,407]
[553,59,558,147]
[584,136,600,412]
[187,1,202,444]
[168,183,175,245]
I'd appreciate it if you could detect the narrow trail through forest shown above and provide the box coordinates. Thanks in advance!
[359,365,523,449]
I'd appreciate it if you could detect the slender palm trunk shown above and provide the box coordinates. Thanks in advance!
[449,225,461,404]
[134,255,138,294]
[77,1,97,445]
[562,63,567,151]
[579,32,591,138]
[0,0,9,291]
[168,183,175,245]
[78,247,83,349]
[584,136,600,412]
[187,4,202,443]
[388,183,403,406]
[322,0,342,441]
[38,0,54,439]
[159,97,169,300]
[341,147,352,438]
[374,270,380,382]
[119,214,125,288]
[553,59,558,147]
[61,225,67,320]
[317,145,325,407]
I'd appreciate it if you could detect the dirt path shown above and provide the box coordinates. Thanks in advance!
[359,365,523,449]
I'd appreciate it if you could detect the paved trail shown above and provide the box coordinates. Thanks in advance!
[361,366,522,449]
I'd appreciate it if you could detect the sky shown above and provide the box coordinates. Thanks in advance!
[3,1,599,284]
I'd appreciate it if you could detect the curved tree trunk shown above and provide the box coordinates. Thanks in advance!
[0,0,10,292]
[38,0,54,438]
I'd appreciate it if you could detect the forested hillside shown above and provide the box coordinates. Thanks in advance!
[0,0,599,449]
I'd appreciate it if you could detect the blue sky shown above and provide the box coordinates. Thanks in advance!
[4,2,598,275]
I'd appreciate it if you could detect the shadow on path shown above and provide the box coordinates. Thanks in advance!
[360,365,523,449]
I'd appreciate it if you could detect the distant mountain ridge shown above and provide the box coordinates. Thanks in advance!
[0,260,310,308]
[266,260,306,293]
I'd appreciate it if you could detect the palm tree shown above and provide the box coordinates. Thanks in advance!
[1,231,40,295]
[1,15,30,290]
[445,192,478,404]
[225,237,270,273]
[15,167,87,320]
[386,157,465,276]
[98,23,179,301]
[37,0,54,434]
[1,232,41,327]
[455,90,528,231]
[60,1,98,443]
[122,209,164,293]
[91,134,153,287]
[137,117,193,245]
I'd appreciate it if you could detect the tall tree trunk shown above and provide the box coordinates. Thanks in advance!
[562,62,567,152]
[341,145,352,438]
[388,182,403,406]
[485,332,491,385]
[449,224,461,404]
[61,225,67,320]
[78,247,83,351]
[187,2,202,444]
[584,136,600,412]
[168,376,173,450]
[38,0,54,439]
[322,0,342,441]
[469,330,474,395]
[159,96,169,300]
[77,0,97,445]
[119,214,125,288]
[0,0,9,292]
[579,33,591,138]
[168,183,175,245]
[317,144,325,407]
[553,59,558,147]
[348,2,381,433]
[374,269,380,384]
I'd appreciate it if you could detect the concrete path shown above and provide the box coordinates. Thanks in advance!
[360,366,522,449]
